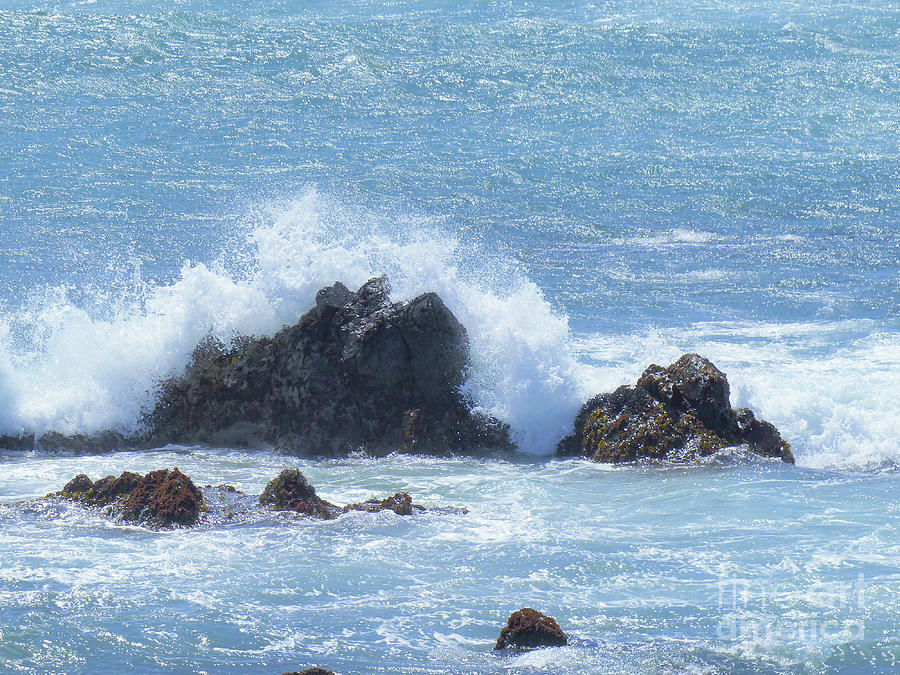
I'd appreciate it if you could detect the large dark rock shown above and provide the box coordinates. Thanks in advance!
[54,468,203,527]
[259,469,339,519]
[145,277,513,457]
[557,354,794,463]
[494,608,568,650]
[280,669,335,675]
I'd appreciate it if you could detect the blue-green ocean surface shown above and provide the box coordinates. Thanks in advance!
[0,1,897,673]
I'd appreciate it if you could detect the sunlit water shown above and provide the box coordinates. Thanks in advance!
[1,451,898,673]
[0,0,898,673]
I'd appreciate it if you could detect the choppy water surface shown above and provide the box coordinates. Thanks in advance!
[0,0,898,672]
[1,450,898,674]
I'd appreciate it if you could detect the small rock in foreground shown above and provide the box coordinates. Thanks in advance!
[494,608,568,650]
[280,669,335,675]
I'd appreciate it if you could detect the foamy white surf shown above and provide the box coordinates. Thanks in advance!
[0,191,582,453]
[0,193,895,468]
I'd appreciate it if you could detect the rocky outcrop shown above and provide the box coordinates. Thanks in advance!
[259,469,339,519]
[280,669,335,675]
[558,354,794,463]
[494,608,568,650]
[145,277,513,457]
[55,468,203,527]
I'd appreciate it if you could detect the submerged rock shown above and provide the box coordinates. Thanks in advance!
[55,468,203,528]
[558,354,794,463]
[494,608,568,650]
[145,277,513,457]
[259,469,339,519]
[260,470,466,519]
[343,491,422,516]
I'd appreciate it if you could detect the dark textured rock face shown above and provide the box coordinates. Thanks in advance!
[637,354,733,430]
[280,669,336,675]
[55,468,203,527]
[494,608,568,650]
[145,277,513,457]
[558,354,794,463]
[259,469,339,519]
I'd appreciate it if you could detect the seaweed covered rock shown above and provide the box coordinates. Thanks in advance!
[145,277,513,457]
[259,469,339,519]
[54,468,203,527]
[558,354,793,463]
[79,471,143,505]
[62,473,94,494]
[119,469,204,527]
[494,608,568,650]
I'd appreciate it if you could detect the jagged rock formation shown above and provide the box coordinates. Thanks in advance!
[145,277,514,457]
[280,669,335,675]
[558,354,794,463]
[494,608,568,650]
[54,468,203,528]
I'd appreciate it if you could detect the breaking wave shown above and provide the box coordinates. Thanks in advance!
[0,191,896,468]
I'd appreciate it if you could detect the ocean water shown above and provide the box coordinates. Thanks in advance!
[0,0,897,673]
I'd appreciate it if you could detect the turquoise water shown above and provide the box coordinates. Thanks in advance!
[2,451,898,674]
[0,1,898,673]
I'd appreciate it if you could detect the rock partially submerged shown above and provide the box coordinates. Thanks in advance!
[280,669,335,675]
[343,491,421,516]
[50,467,463,526]
[558,354,793,463]
[55,468,203,528]
[494,608,568,650]
[259,469,340,519]
[145,277,513,457]
[260,469,466,518]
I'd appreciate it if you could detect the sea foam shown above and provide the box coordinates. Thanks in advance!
[0,192,895,468]
[0,191,583,453]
